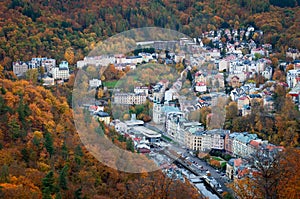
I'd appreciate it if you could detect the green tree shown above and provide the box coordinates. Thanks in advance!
[44,132,54,157]
[61,141,68,160]
[42,171,57,199]
[58,165,69,190]
[74,187,83,199]
[25,69,38,84]
[0,165,9,183]
[126,139,134,152]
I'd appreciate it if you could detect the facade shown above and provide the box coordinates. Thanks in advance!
[77,56,115,68]
[185,130,204,151]
[113,93,147,105]
[51,61,70,80]
[13,61,28,76]
[287,69,300,88]
[94,111,110,125]
[42,77,55,86]
[232,133,258,158]
[89,79,102,88]
[134,86,149,96]
[42,58,56,72]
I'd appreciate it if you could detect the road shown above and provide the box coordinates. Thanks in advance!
[165,141,233,196]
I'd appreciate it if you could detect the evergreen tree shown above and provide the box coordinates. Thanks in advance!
[44,132,54,157]
[59,165,68,190]
[0,165,9,183]
[61,141,68,160]
[74,187,83,199]
[42,171,57,199]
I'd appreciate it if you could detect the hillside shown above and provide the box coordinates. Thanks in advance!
[0,0,300,68]
[0,76,200,198]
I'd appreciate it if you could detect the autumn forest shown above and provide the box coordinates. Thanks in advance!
[0,0,300,199]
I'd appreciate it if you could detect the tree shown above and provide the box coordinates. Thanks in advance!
[44,132,54,157]
[61,141,68,160]
[58,165,68,190]
[0,165,9,183]
[25,69,38,84]
[74,187,83,199]
[42,171,57,199]
[64,47,75,65]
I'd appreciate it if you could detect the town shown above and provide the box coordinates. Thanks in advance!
[11,27,300,198]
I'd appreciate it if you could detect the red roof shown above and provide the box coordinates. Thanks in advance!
[249,140,260,148]
[234,158,243,167]
[238,96,248,101]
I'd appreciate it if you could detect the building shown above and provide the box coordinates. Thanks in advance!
[29,57,47,69]
[51,61,70,80]
[230,76,241,88]
[287,69,300,88]
[113,93,147,105]
[131,126,161,143]
[13,61,28,76]
[134,86,149,96]
[42,77,55,86]
[42,58,56,72]
[77,56,115,68]
[89,79,102,89]
[185,130,204,151]
[94,111,110,125]
[232,133,258,158]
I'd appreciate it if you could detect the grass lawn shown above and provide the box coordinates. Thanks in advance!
[212,156,224,161]
[103,80,118,88]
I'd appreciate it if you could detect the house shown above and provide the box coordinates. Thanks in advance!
[230,87,246,101]
[230,76,240,88]
[263,96,274,112]
[289,82,300,109]
[134,86,149,97]
[94,111,110,125]
[286,69,300,88]
[185,130,204,151]
[13,61,28,76]
[237,96,250,112]
[42,76,55,86]
[286,48,300,60]
[218,59,229,72]
[89,79,102,89]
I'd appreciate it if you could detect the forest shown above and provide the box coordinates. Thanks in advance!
[1,0,300,68]
[1,0,300,198]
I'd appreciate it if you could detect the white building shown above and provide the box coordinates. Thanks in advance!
[113,93,147,105]
[51,61,70,80]
[13,61,28,76]
[77,56,115,68]
[42,77,55,86]
[287,69,300,88]
[134,86,149,96]
[42,58,56,72]
[89,79,102,88]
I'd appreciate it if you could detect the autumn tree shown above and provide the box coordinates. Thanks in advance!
[64,47,75,65]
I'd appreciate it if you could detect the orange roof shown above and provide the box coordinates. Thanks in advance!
[234,158,243,167]
[249,140,260,148]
